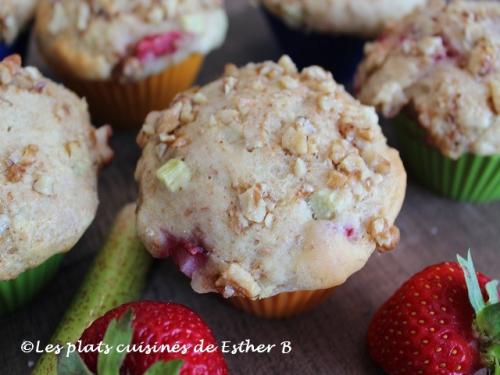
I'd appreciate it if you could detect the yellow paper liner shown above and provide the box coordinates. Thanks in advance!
[229,288,335,319]
[45,54,204,130]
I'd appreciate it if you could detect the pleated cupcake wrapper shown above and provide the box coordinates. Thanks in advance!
[0,253,64,314]
[395,115,500,203]
[228,288,335,319]
[46,54,204,130]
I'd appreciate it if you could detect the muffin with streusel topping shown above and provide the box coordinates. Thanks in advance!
[0,0,37,59]
[0,56,112,313]
[135,56,406,318]
[259,0,426,84]
[36,0,228,129]
[356,0,500,202]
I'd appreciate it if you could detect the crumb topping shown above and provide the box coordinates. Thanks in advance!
[136,57,406,298]
[0,56,112,280]
[356,0,500,158]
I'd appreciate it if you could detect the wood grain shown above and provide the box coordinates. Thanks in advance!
[1,2,499,374]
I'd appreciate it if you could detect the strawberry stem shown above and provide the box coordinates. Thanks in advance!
[32,204,153,375]
[457,251,500,375]
[457,250,486,314]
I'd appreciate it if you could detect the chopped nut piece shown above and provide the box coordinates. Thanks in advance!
[180,101,194,123]
[64,141,81,158]
[156,159,191,193]
[216,263,261,299]
[374,157,391,175]
[224,64,238,77]
[293,158,307,177]
[223,76,237,95]
[239,185,267,223]
[192,92,208,104]
[5,163,25,183]
[338,154,371,180]
[282,127,308,155]
[317,81,336,94]
[302,66,330,81]
[357,127,374,141]
[489,80,500,115]
[264,213,274,228]
[278,55,297,74]
[20,144,39,165]
[279,76,299,90]
[327,170,348,189]
[159,133,176,143]
[77,2,90,31]
[329,140,348,164]
[155,143,168,159]
[368,217,400,252]
[218,109,239,124]
[318,95,336,111]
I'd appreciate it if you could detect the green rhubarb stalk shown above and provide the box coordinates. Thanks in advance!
[58,309,183,375]
[32,204,152,375]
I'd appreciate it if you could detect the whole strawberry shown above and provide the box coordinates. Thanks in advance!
[59,301,228,375]
[368,252,500,375]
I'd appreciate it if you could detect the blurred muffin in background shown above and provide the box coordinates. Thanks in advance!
[36,0,228,129]
[259,0,426,85]
[355,0,500,202]
[135,56,406,318]
[0,0,38,59]
[0,56,112,313]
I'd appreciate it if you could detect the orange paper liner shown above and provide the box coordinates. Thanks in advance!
[228,288,335,319]
[46,54,204,130]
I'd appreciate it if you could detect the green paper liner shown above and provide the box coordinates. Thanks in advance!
[0,253,64,314]
[394,115,500,203]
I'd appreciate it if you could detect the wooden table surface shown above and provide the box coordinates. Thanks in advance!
[2,2,499,374]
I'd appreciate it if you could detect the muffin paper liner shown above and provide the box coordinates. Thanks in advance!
[228,288,335,319]
[395,115,500,203]
[261,7,365,86]
[0,253,64,314]
[0,27,32,60]
[45,54,204,130]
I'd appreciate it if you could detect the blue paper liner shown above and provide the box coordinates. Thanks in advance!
[262,7,366,85]
[0,26,32,60]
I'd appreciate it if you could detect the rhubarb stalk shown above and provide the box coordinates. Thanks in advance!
[32,203,152,374]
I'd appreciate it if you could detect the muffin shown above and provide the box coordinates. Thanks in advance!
[36,0,228,129]
[0,0,37,59]
[355,0,500,202]
[135,56,407,318]
[259,0,426,85]
[0,56,112,313]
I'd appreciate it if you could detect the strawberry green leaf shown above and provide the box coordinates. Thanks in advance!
[57,349,93,375]
[144,360,184,375]
[97,309,134,375]
[477,304,500,341]
[485,344,500,375]
[486,280,500,305]
[457,251,485,314]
